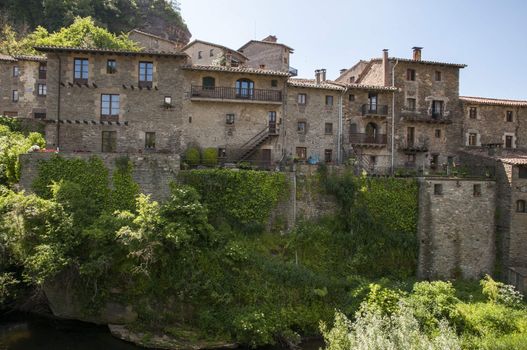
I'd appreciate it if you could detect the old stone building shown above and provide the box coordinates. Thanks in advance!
[0,54,47,118]
[183,40,248,67]
[128,29,183,53]
[238,35,296,75]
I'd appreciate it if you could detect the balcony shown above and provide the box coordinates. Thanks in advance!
[400,140,429,153]
[401,108,452,124]
[350,133,387,147]
[190,85,282,104]
[362,104,388,117]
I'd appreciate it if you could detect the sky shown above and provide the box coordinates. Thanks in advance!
[179,0,527,100]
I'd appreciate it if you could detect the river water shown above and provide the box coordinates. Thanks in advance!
[0,313,324,350]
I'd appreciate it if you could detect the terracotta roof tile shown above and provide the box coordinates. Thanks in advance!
[0,54,16,62]
[14,55,46,62]
[182,64,290,76]
[460,96,527,107]
[287,78,344,91]
[182,40,248,60]
[34,45,187,57]
[370,57,466,68]
[238,40,294,53]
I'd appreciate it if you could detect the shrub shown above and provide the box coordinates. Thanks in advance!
[481,275,524,308]
[185,147,201,166]
[202,148,218,167]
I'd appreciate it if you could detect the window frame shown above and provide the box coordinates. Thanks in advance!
[296,147,307,160]
[12,66,19,77]
[138,61,153,88]
[325,122,333,135]
[202,76,216,89]
[100,94,120,120]
[33,112,46,119]
[469,107,477,119]
[406,97,416,111]
[101,131,117,153]
[12,90,19,102]
[226,113,235,125]
[74,58,89,82]
[519,166,527,179]
[506,110,513,122]
[468,132,478,146]
[325,95,334,106]
[297,93,307,105]
[38,63,47,79]
[235,79,254,98]
[145,132,156,150]
[473,184,482,197]
[432,100,444,117]
[516,200,526,213]
[435,71,442,81]
[435,129,441,138]
[505,135,514,149]
[407,68,416,81]
[297,121,306,134]
[434,184,443,196]
[324,149,332,163]
[106,59,117,74]
[37,83,47,96]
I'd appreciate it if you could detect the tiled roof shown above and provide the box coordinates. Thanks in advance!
[182,40,248,60]
[345,82,398,92]
[461,149,527,165]
[460,96,527,107]
[499,157,527,165]
[128,29,180,44]
[288,78,345,91]
[14,55,47,62]
[369,57,466,68]
[0,54,16,62]
[238,40,294,53]
[182,64,290,76]
[34,46,187,57]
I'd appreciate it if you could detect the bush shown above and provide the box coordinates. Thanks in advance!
[185,147,201,166]
[202,148,218,167]
[481,275,524,308]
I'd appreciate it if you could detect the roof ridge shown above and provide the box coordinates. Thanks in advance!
[182,39,248,59]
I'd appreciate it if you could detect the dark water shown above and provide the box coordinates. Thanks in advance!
[0,313,324,350]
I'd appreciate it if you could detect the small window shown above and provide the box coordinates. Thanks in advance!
[324,149,332,163]
[468,133,478,146]
[325,122,333,134]
[189,116,192,123]
[297,121,306,133]
[101,131,117,153]
[435,129,441,138]
[407,154,416,164]
[325,95,334,106]
[519,166,527,179]
[506,111,513,122]
[226,113,235,125]
[505,135,513,149]
[469,107,477,119]
[101,94,120,119]
[209,49,214,57]
[296,147,307,160]
[517,200,526,213]
[138,61,153,88]
[12,90,18,102]
[431,154,439,169]
[145,132,156,149]
[34,112,46,119]
[283,57,288,64]
[74,58,89,82]
[12,66,19,77]
[107,59,117,74]
[202,76,215,88]
[349,94,355,101]
[37,83,47,96]
[198,51,202,59]
[407,68,416,81]
[434,184,443,195]
[473,184,482,197]
[39,63,47,79]
[432,100,444,117]
[271,79,278,87]
[406,98,416,111]
[298,93,307,105]
[218,148,226,158]
[435,71,442,81]
[370,155,377,165]
[349,76,355,83]
[259,64,266,69]
[164,96,172,105]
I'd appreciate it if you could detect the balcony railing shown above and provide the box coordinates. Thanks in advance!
[361,104,388,116]
[401,108,451,123]
[350,133,387,145]
[191,85,282,102]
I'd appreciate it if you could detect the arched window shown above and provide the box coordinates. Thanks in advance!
[235,79,254,98]
[517,200,526,213]
[202,76,215,89]
[365,122,378,143]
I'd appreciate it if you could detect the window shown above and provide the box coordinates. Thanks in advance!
[505,135,513,149]
[34,112,46,119]
[101,94,120,119]
[164,96,172,105]
[324,149,332,163]
[435,129,441,138]
[12,90,18,102]
[271,79,278,87]
[209,49,214,57]
[297,93,307,105]
[325,122,333,134]
[259,64,266,69]
[325,95,334,106]
[297,121,306,133]
[506,111,513,122]
[296,147,307,160]
[473,184,482,197]
[407,68,416,81]
[432,100,444,117]
[39,63,47,79]
[101,131,117,152]
[145,132,156,149]
[138,61,153,88]
[519,166,527,179]
[469,107,477,119]
[468,133,478,146]
[202,76,215,88]
[12,66,19,77]
[435,71,442,81]
[283,57,288,64]
[434,184,443,195]
[349,94,355,101]
[517,200,526,213]
[218,148,226,158]
[226,113,235,125]
[431,154,439,169]
[107,59,117,74]
[407,154,416,164]
[37,84,47,96]
[407,127,415,146]
[368,93,378,109]
[74,58,89,82]
[406,98,416,111]
[370,155,377,165]
[198,51,202,59]
[235,79,254,98]
[349,76,355,83]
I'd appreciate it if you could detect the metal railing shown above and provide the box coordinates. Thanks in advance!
[350,133,387,145]
[361,104,388,116]
[401,108,451,122]
[190,85,283,102]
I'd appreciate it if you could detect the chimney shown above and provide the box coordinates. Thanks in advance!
[320,69,326,82]
[262,35,277,43]
[382,49,390,87]
[340,68,347,75]
[412,47,423,61]
[315,69,321,84]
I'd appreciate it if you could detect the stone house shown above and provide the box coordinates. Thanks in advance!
[238,35,296,75]
[128,29,183,53]
[0,54,47,118]
[183,40,248,67]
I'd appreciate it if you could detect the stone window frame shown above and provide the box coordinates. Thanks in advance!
[37,83,47,97]
[503,132,516,149]
[406,97,417,111]
[370,155,377,165]
[297,93,307,105]
[325,122,333,135]
[433,183,443,196]
[506,110,514,123]
[218,147,226,159]
[101,130,117,153]
[12,90,18,102]
[38,63,47,79]
[349,94,355,101]
[519,166,527,179]
[100,94,120,120]
[106,59,117,74]
[271,80,278,87]
[434,70,442,81]
[325,95,334,106]
[138,61,154,88]
[295,147,307,160]
[430,154,439,170]
[209,49,214,57]
[12,65,19,78]
[226,113,235,125]
[297,121,307,134]
[145,132,156,150]
[516,199,526,213]
[473,184,482,197]
[469,107,478,119]
[435,129,441,138]
[431,100,444,117]
[466,129,480,147]
[406,68,416,81]
[164,96,172,106]
[324,149,333,163]
[74,57,89,83]
[198,51,203,59]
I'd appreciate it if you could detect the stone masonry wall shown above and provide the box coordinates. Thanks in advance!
[417,177,496,279]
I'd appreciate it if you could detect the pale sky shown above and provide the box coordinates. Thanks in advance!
[179,0,527,100]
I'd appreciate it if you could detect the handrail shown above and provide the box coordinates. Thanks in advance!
[190,85,282,102]
[239,126,270,150]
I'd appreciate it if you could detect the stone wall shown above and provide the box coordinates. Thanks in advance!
[417,177,496,279]
[129,30,181,53]
[239,41,290,72]
[19,152,180,201]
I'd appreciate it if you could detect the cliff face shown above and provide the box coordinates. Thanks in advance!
[139,15,191,45]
